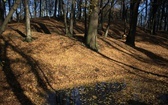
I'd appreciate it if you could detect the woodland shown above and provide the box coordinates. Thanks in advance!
[0,0,168,105]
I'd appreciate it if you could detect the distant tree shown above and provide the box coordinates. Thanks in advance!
[126,0,141,46]
[0,0,21,34]
[86,0,99,51]
[24,0,32,42]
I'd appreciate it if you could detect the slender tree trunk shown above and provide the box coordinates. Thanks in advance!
[84,0,88,42]
[63,3,69,35]
[0,0,21,34]
[53,0,58,17]
[126,0,140,47]
[150,0,159,35]
[78,0,82,19]
[105,1,113,37]
[24,0,32,42]
[34,0,37,17]
[40,0,42,17]
[86,0,99,51]
[99,0,103,29]
[164,5,168,31]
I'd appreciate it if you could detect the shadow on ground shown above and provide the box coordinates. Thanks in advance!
[0,36,55,105]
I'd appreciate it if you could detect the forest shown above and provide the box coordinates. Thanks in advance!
[0,0,168,105]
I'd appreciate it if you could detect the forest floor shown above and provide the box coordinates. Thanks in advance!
[0,18,168,105]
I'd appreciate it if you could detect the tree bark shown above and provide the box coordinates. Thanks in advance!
[0,0,21,35]
[126,0,140,47]
[69,0,75,36]
[63,2,69,35]
[24,0,32,42]
[86,0,99,51]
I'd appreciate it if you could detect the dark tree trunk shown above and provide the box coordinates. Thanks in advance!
[126,0,140,47]
[34,0,37,17]
[40,0,42,17]
[0,0,21,34]
[58,0,63,17]
[164,4,168,31]
[150,0,159,35]
[53,0,58,17]
[122,0,125,21]
[84,0,88,42]
[78,0,82,20]
[86,0,99,51]
[159,4,164,30]
[0,0,5,26]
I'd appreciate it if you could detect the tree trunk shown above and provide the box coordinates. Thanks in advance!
[164,4,168,31]
[69,0,75,36]
[105,1,113,37]
[78,0,82,19]
[63,2,69,35]
[86,0,99,51]
[40,0,42,17]
[24,0,32,42]
[0,0,5,26]
[58,0,63,17]
[99,0,103,29]
[53,0,58,17]
[126,0,140,47]
[0,0,21,35]
[150,0,159,35]
[84,0,88,42]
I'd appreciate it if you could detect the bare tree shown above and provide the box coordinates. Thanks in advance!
[126,0,141,46]
[24,0,32,42]
[0,0,21,34]
[86,0,99,51]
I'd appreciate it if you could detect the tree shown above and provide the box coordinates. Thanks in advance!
[63,1,69,35]
[86,0,99,51]
[0,0,21,34]
[150,0,159,35]
[24,0,32,42]
[69,0,75,36]
[0,0,5,26]
[126,0,141,47]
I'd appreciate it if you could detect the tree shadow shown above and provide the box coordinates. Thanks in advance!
[0,36,55,104]
[95,51,168,79]
[136,32,168,50]
[0,37,34,105]
[31,21,51,34]
[99,37,168,67]
[134,46,168,66]
[9,26,26,38]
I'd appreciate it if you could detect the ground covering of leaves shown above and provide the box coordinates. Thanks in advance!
[0,18,168,105]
